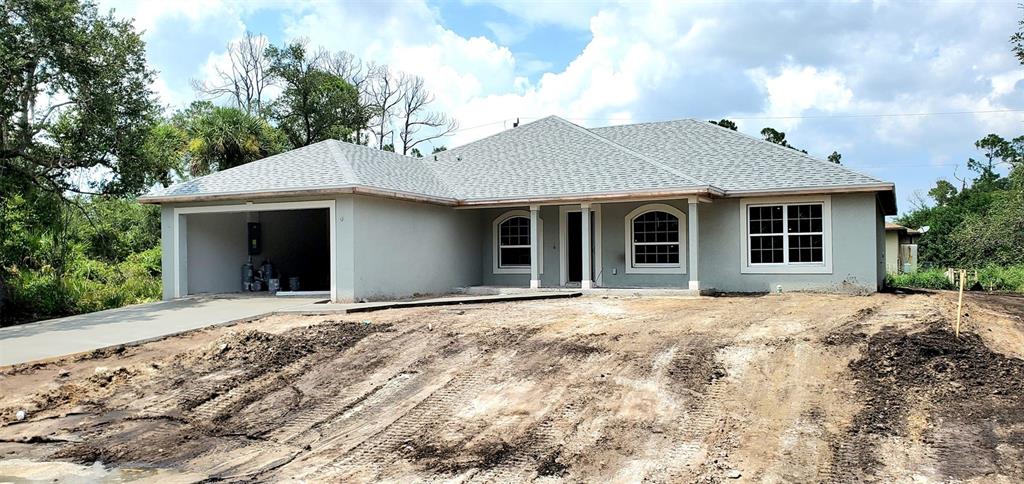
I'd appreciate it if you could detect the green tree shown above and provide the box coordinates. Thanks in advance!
[431,146,448,154]
[709,119,738,130]
[827,151,842,165]
[1,0,165,317]
[266,42,365,147]
[174,101,287,176]
[927,180,958,206]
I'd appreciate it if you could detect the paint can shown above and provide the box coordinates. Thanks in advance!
[268,278,281,293]
[288,277,300,291]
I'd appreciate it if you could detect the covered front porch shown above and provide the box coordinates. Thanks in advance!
[474,197,705,293]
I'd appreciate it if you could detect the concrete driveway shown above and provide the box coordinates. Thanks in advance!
[0,295,325,366]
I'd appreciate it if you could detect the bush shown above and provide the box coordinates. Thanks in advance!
[886,269,955,290]
[6,247,162,324]
[977,265,1024,292]
[887,265,1024,293]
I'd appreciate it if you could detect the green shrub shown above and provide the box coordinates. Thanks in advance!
[976,264,1024,292]
[5,247,162,323]
[886,268,955,290]
[887,265,1024,293]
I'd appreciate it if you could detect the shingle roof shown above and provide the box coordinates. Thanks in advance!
[141,115,893,209]
[142,140,456,200]
[423,116,708,201]
[590,119,885,191]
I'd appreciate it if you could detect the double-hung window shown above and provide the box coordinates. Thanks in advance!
[742,198,831,273]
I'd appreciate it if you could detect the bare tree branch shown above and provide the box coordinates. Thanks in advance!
[397,75,458,155]
[365,65,406,150]
[191,32,274,115]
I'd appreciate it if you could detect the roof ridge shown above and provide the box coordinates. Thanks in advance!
[330,139,461,198]
[550,116,711,187]
[325,140,359,184]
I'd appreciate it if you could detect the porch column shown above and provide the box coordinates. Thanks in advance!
[688,198,700,291]
[530,205,541,289]
[581,202,593,289]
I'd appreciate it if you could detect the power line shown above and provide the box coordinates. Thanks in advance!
[450,108,1024,133]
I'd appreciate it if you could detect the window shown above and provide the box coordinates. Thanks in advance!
[741,197,831,274]
[625,204,686,274]
[493,211,543,274]
[498,216,531,267]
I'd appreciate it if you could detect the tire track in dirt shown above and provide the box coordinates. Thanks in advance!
[311,363,498,480]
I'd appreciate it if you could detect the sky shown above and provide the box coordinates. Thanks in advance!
[98,0,1024,216]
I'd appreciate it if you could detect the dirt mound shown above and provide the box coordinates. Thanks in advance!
[838,323,1024,479]
[183,321,389,368]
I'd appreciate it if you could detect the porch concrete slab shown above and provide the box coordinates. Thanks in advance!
[461,286,701,298]
[0,295,324,366]
[277,291,583,315]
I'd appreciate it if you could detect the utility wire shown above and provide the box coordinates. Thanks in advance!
[449,108,1024,133]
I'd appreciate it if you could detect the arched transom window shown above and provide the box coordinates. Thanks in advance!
[625,204,686,273]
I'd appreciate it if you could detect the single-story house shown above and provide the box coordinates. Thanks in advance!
[138,116,897,302]
[884,222,921,274]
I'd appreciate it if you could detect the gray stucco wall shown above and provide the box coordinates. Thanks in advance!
[350,195,481,300]
[480,206,561,287]
[160,206,176,300]
[599,200,692,288]
[699,192,881,293]
[185,212,247,294]
[475,193,882,293]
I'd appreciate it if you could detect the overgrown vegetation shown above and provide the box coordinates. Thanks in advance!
[887,266,1024,293]
[1,0,459,324]
[887,14,1024,292]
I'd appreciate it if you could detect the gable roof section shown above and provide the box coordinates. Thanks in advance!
[590,119,887,192]
[423,116,710,201]
[142,139,457,202]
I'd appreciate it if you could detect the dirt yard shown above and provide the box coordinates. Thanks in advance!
[1,291,1023,482]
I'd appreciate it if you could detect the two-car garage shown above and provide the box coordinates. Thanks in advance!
[163,201,336,301]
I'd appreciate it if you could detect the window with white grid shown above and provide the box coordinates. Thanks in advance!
[748,203,824,265]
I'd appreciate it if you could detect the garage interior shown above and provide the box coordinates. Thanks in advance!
[183,208,330,296]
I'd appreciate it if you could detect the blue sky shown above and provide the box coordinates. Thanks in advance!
[100,0,1024,216]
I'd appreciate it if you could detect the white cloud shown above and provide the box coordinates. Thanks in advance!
[746,66,854,130]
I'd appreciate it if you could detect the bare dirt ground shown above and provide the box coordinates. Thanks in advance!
[1,291,1023,482]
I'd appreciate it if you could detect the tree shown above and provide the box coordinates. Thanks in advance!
[174,101,287,176]
[1,0,164,315]
[927,180,958,206]
[432,146,448,154]
[365,65,406,150]
[1,0,164,197]
[266,42,364,147]
[409,147,423,158]
[709,119,738,130]
[827,151,842,165]
[760,127,808,154]
[192,32,274,116]
[397,75,457,155]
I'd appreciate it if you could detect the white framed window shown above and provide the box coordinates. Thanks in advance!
[493,211,543,274]
[739,196,833,274]
[624,204,686,274]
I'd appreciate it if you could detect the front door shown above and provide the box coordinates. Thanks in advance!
[567,212,582,282]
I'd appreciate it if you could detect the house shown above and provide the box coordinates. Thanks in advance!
[138,116,897,302]
[884,222,921,274]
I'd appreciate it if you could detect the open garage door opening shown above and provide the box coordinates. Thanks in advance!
[180,206,332,298]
